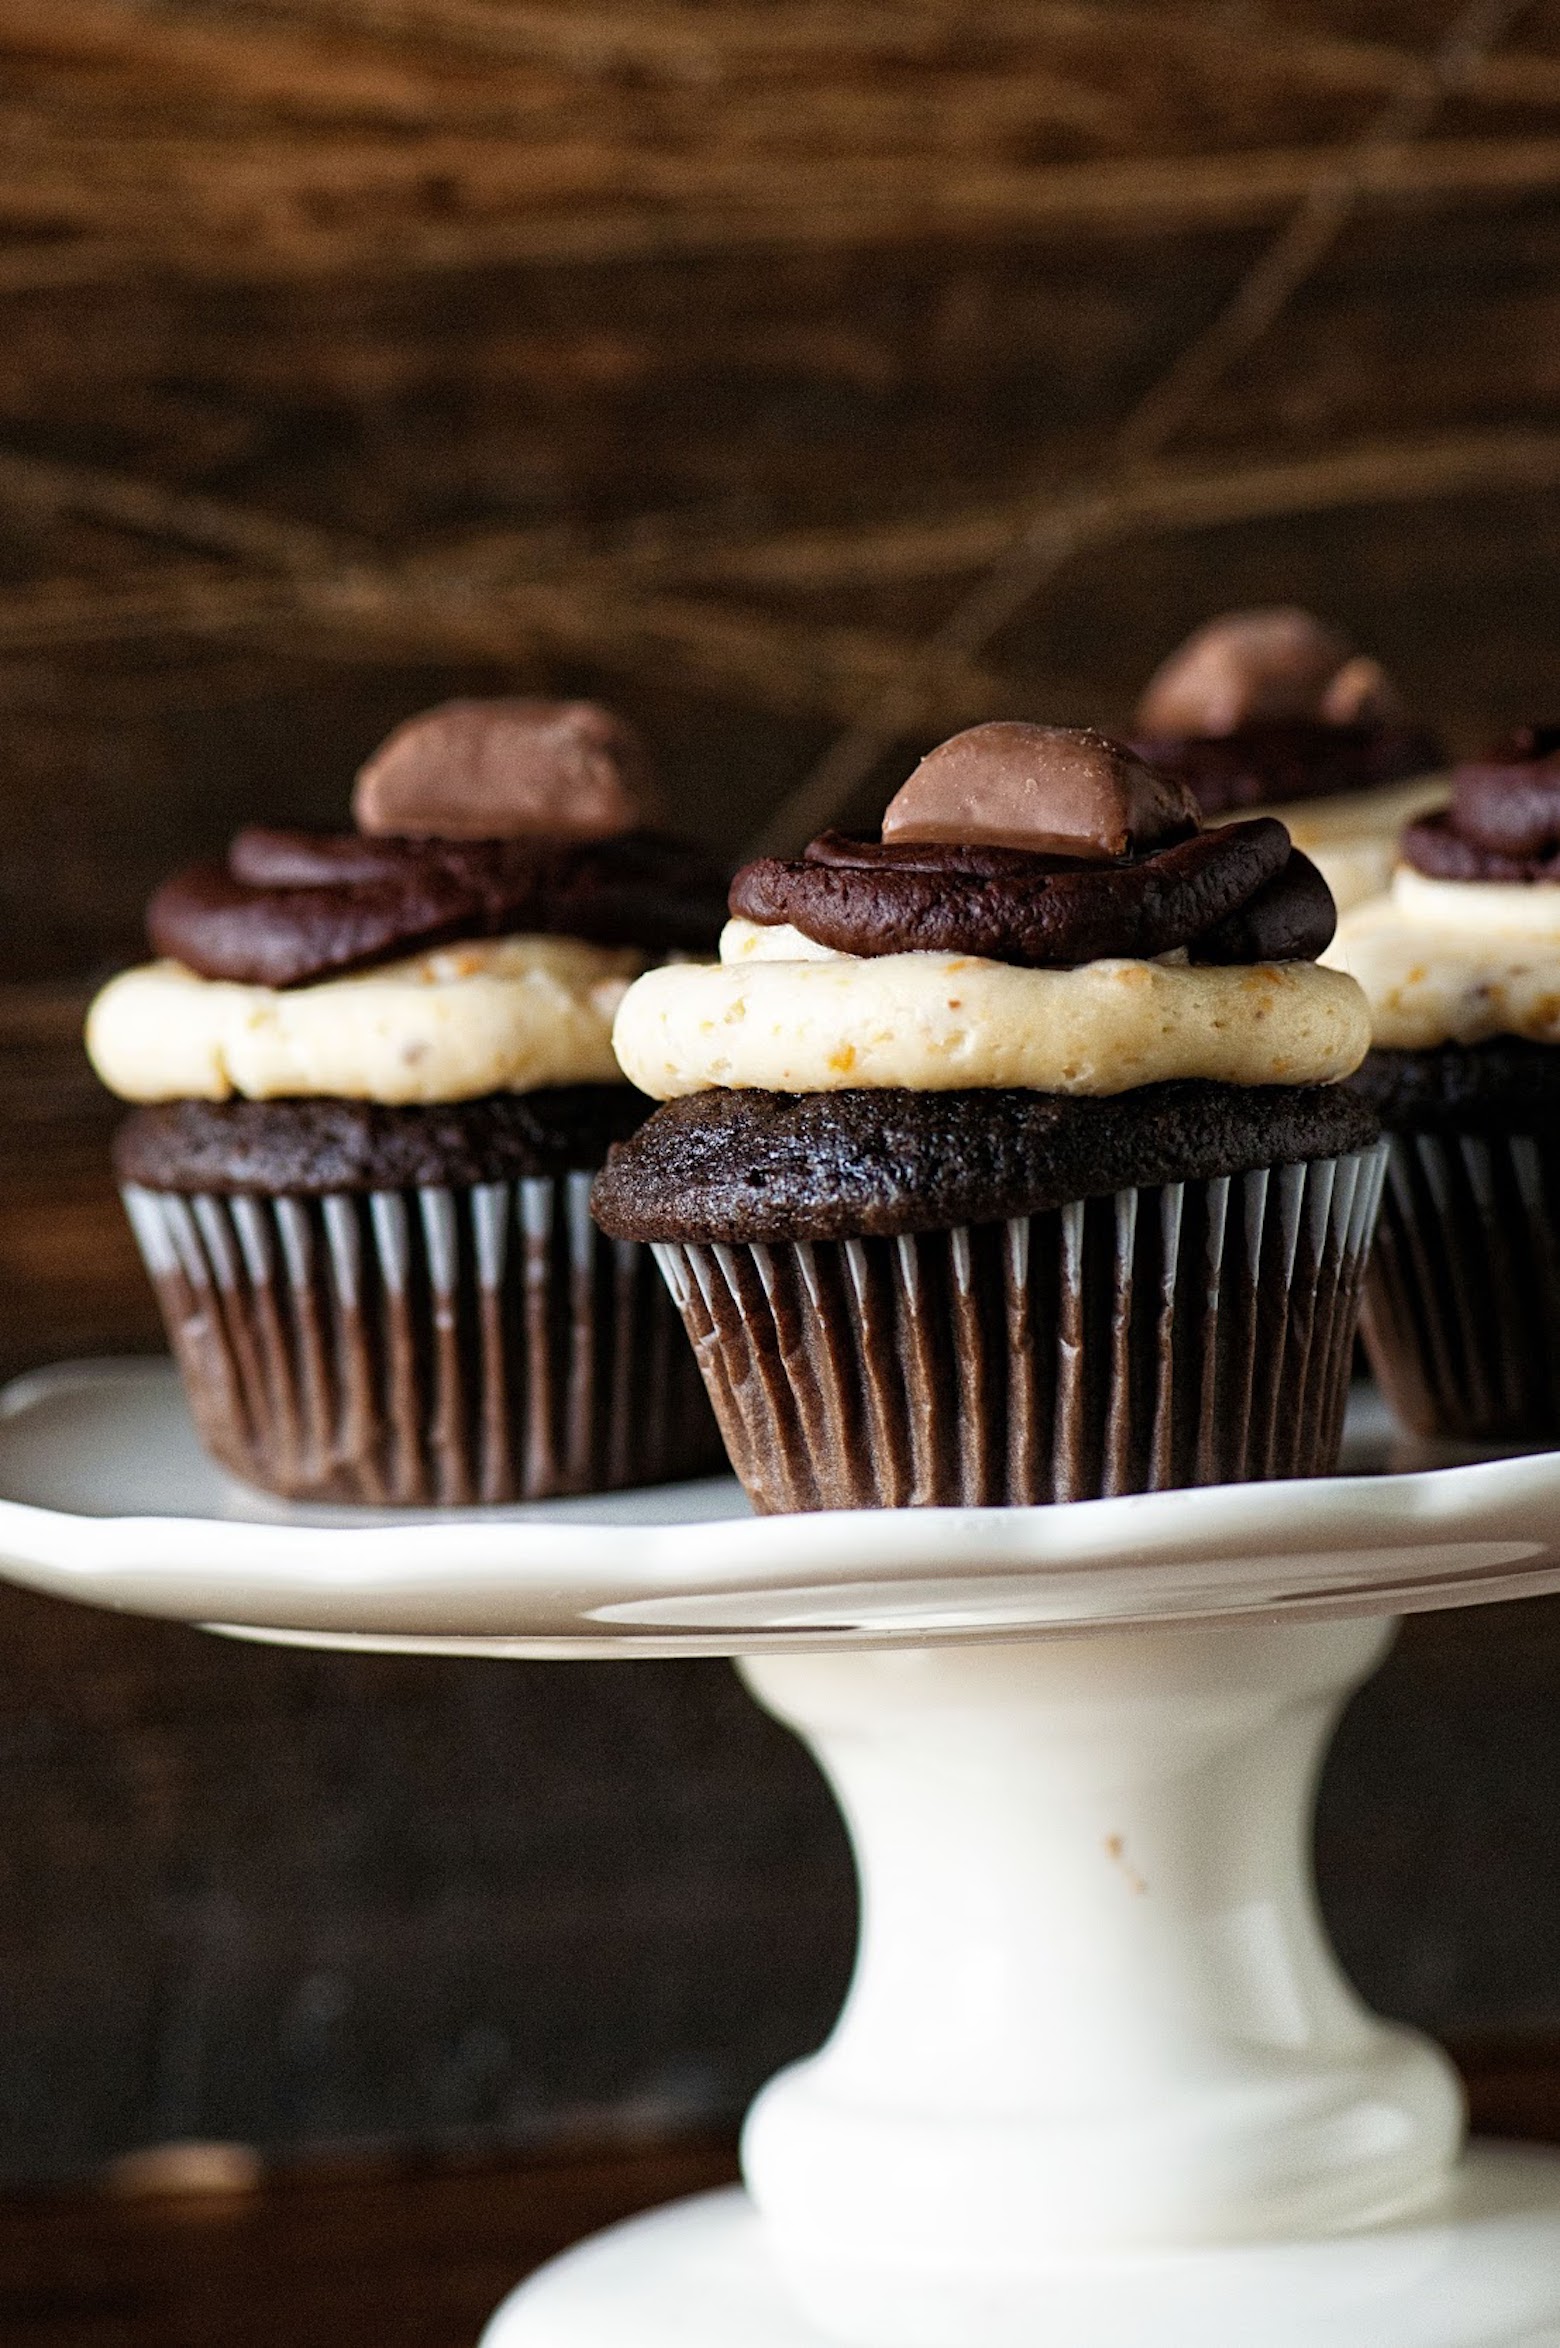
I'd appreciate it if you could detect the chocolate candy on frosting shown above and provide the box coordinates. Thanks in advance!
[882,721,1198,859]
[1130,609,1443,834]
[143,694,728,987]
[731,722,1337,969]
[353,698,657,841]
[1129,611,1438,819]
[1135,609,1357,737]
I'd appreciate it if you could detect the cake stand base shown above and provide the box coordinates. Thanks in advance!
[484,2149,1560,2348]
[5,1367,1559,2347]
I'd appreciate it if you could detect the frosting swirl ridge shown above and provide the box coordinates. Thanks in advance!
[1403,731,1560,881]
[1130,720,1443,820]
[729,818,1335,968]
[149,827,729,990]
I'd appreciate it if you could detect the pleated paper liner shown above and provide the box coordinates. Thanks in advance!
[651,1145,1387,1513]
[122,1174,722,1505]
[1362,1128,1560,1441]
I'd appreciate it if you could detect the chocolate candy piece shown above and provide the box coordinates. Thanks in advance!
[1135,609,1356,737]
[353,698,657,840]
[882,722,1198,860]
[1320,655,1402,726]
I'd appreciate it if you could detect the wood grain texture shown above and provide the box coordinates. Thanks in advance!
[0,2140,742,2348]
[0,0,1557,962]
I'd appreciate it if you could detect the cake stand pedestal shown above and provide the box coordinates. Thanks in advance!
[495,1624,1560,2348]
[1,1362,1559,2347]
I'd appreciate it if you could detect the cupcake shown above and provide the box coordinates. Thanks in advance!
[1331,730,1560,1440]
[1132,608,1446,913]
[593,722,1384,1513]
[86,699,728,1504]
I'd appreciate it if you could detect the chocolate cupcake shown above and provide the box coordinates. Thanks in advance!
[594,722,1384,1513]
[1332,731,1560,1440]
[86,698,727,1504]
[1132,609,1446,914]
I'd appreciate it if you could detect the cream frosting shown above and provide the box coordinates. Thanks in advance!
[86,935,645,1105]
[723,918,843,963]
[1212,773,1450,914]
[611,923,1370,1099]
[1328,865,1560,1049]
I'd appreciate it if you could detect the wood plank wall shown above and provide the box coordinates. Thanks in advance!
[0,0,1558,2178]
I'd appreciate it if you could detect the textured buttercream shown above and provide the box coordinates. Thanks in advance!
[1328,865,1560,1048]
[611,936,1369,1100]
[86,935,644,1105]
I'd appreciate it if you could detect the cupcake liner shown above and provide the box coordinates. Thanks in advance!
[650,1145,1386,1513]
[1361,1128,1560,1439]
[122,1174,719,1504]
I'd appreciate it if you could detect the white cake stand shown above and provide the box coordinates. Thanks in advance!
[3,1359,1560,2348]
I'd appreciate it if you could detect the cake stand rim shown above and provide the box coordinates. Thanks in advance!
[0,1355,1557,1653]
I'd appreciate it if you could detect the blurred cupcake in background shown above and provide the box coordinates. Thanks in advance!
[1132,607,1446,913]
[86,699,727,1505]
[594,720,1384,1515]
[1332,728,1560,1441]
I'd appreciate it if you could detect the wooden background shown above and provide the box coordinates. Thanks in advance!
[1,0,1560,2183]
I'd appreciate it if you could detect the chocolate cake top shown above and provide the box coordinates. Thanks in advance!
[115,1087,652,1193]
[730,721,1336,968]
[591,1081,1380,1244]
[146,699,728,987]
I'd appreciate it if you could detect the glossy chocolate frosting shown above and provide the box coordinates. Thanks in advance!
[1131,719,1444,821]
[730,819,1334,968]
[1402,732,1560,882]
[150,827,729,989]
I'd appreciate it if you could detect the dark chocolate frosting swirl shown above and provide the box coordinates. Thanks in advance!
[1403,731,1560,883]
[729,818,1335,968]
[151,828,729,989]
[1130,720,1443,821]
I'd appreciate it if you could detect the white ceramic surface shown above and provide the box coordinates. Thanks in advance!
[483,2158,1560,2348]
[0,1359,1558,1653]
[739,1627,1461,2276]
[482,1620,1560,2348]
[6,1359,1559,2345]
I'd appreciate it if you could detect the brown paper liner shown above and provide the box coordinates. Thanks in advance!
[650,1147,1386,1513]
[1361,1128,1560,1440]
[123,1175,721,1504]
